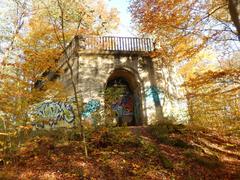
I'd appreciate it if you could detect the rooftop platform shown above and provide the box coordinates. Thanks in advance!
[80,36,154,52]
[63,35,154,57]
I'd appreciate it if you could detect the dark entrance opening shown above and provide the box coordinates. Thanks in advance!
[105,69,142,126]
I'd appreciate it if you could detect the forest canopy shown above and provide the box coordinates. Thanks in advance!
[130,0,240,127]
[0,0,239,179]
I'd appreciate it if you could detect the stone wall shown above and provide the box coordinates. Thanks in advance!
[58,36,164,125]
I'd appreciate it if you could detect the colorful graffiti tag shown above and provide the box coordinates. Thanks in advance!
[145,86,162,100]
[145,85,164,106]
[112,92,134,117]
[82,99,101,118]
[32,101,75,127]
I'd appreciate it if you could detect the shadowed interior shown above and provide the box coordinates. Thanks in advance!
[106,69,142,126]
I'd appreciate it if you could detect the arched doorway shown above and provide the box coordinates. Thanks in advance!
[105,68,142,126]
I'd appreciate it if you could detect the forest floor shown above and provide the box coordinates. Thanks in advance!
[0,124,240,180]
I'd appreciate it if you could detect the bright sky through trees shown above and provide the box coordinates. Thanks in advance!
[107,0,135,37]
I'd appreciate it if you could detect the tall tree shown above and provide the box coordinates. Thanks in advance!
[0,0,30,64]
[23,0,118,157]
[0,0,119,152]
[129,0,240,123]
[184,54,240,126]
[130,0,239,62]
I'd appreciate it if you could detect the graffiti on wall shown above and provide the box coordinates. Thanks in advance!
[112,92,133,117]
[82,99,101,118]
[145,86,162,100]
[32,101,75,127]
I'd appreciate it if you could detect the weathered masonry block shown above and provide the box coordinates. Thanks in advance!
[57,36,163,125]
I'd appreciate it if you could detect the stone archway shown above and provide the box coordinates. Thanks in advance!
[105,68,143,126]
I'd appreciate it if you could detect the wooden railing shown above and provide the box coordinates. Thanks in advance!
[78,36,153,52]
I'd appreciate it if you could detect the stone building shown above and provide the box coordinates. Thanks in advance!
[56,36,164,125]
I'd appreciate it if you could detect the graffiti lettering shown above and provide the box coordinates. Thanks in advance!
[32,101,75,127]
[82,99,101,118]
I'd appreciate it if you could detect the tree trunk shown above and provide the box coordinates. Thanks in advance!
[228,0,240,40]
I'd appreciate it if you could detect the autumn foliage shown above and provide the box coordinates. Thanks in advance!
[0,0,239,178]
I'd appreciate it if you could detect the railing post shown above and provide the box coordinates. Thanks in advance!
[78,35,86,50]
[74,36,153,52]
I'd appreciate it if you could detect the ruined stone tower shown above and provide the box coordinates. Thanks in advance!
[57,36,163,125]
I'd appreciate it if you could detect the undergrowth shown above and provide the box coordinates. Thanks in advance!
[149,122,192,149]
[184,149,222,169]
[1,122,239,179]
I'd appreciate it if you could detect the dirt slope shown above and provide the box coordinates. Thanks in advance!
[0,125,240,179]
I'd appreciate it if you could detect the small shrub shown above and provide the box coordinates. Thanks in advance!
[88,126,141,149]
[184,150,221,169]
[67,129,82,141]
[150,123,191,148]
[172,139,192,149]
[194,155,221,169]
[142,141,159,156]
[158,153,173,169]
[139,138,173,169]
